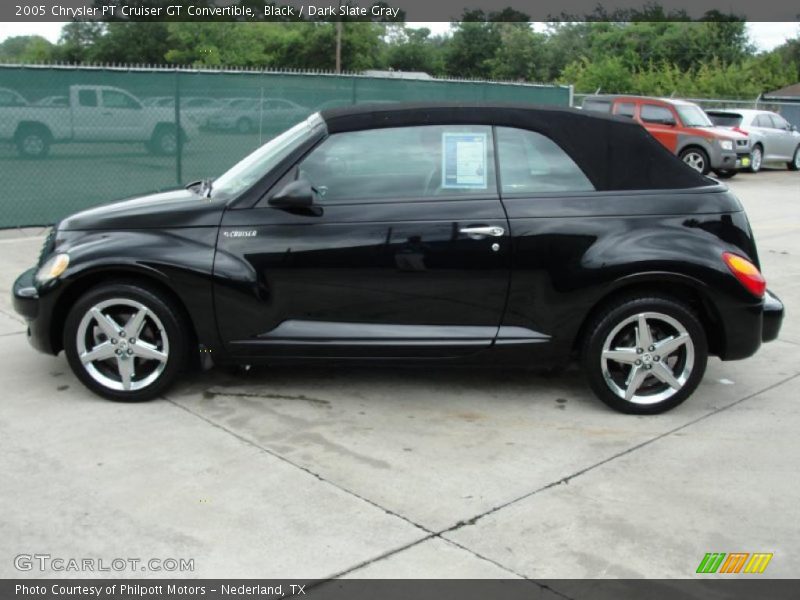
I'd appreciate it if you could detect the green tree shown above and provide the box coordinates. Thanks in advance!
[486,24,548,81]
[54,22,104,63]
[384,26,445,75]
[0,36,55,63]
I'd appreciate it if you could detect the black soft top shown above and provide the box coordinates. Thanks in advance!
[319,102,711,191]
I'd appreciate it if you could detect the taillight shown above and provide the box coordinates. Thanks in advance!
[723,252,766,298]
[733,126,748,136]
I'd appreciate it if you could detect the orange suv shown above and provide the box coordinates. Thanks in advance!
[583,95,750,178]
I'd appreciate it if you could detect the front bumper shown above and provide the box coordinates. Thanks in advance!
[12,267,56,355]
[735,153,751,170]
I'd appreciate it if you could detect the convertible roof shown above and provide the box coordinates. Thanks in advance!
[319,102,712,191]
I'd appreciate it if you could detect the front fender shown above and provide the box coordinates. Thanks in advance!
[39,228,221,355]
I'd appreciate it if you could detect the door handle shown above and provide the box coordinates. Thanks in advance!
[459,226,505,237]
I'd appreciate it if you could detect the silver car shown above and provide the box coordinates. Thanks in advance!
[706,109,800,172]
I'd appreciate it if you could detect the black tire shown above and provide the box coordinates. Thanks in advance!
[147,125,178,155]
[581,295,708,415]
[63,282,187,402]
[788,146,800,171]
[713,169,737,179]
[236,117,253,134]
[15,125,51,158]
[678,147,710,175]
[749,144,763,173]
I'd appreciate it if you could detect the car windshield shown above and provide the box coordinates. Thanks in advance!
[676,105,713,127]
[211,113,325,199]
[708,113,742,127]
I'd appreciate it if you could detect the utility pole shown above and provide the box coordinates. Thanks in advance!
[335,20,342,73]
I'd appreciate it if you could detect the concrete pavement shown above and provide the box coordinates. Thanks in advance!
[0,170,798,580]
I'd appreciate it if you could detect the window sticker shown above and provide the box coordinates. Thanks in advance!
[441,132,487,189]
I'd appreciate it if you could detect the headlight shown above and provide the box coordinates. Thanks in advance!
[719,140,733,151]
[35,253,69,284]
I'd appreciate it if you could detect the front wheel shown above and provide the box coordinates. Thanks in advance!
[679,148,710,175]
[582,296,708,414]
[64,282,186,401]
[788,146,800,171]
[713,169,737,179]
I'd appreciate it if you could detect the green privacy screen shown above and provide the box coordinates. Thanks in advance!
[0,65,570,228]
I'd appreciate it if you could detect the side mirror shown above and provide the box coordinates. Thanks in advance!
[269,179,316,208]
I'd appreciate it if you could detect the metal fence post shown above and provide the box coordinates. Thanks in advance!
[174,69,183,186]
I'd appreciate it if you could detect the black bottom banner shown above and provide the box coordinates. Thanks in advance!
[3,579,799,600]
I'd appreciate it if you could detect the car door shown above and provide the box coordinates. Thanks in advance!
[768,113,794,159]
[752,114,778,160]
[639,103,679,152]
[494,126,598,361]
[99,89,145,140]
[214,124,512,359]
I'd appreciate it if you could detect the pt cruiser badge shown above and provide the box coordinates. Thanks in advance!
[12,103,784,413]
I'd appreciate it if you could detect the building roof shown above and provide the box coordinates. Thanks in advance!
[319,102,710,191]
[764,83,800,99]
[362,70,433,80]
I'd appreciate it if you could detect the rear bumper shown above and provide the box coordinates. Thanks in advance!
[762,289,784,343]
[718,288,784,360]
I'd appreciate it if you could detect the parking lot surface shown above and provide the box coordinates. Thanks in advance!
[0,170,798,580]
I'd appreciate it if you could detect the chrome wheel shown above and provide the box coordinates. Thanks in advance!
[601,312,694,405]
[75,298,169,392]
[682,151,705,173]
[751,147,762,172]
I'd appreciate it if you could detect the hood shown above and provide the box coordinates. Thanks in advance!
[59,189,225,231]
[683,125,747,141]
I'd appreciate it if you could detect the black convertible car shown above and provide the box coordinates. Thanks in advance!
[13,103,784,413]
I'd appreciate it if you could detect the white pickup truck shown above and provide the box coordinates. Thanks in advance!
[0,85,194,158]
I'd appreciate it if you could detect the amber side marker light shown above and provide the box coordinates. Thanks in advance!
[723,252,766,298]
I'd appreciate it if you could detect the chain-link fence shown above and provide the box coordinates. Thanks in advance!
[0,64,571,229]
[573,92,800,127]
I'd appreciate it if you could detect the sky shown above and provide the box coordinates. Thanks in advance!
[0,21,797,52]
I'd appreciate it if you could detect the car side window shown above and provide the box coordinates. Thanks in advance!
[78,90,97,107]
[102,90,140,110]
[769,114,788,130]
[0,90,25,106]
[754,114,771,128]
[495,127,594,194]
[582,98,612,113]
[640,104,674,124]
[614,102,636,118]
[297,125,496,203]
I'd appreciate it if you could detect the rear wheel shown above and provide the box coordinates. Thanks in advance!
[147,125,179,155]
[749,145,763,173]
[582,296,708,414]
[15,125,51,158]
[64,282,186,401]
[679,147,710,175]
[788,146,800,171]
